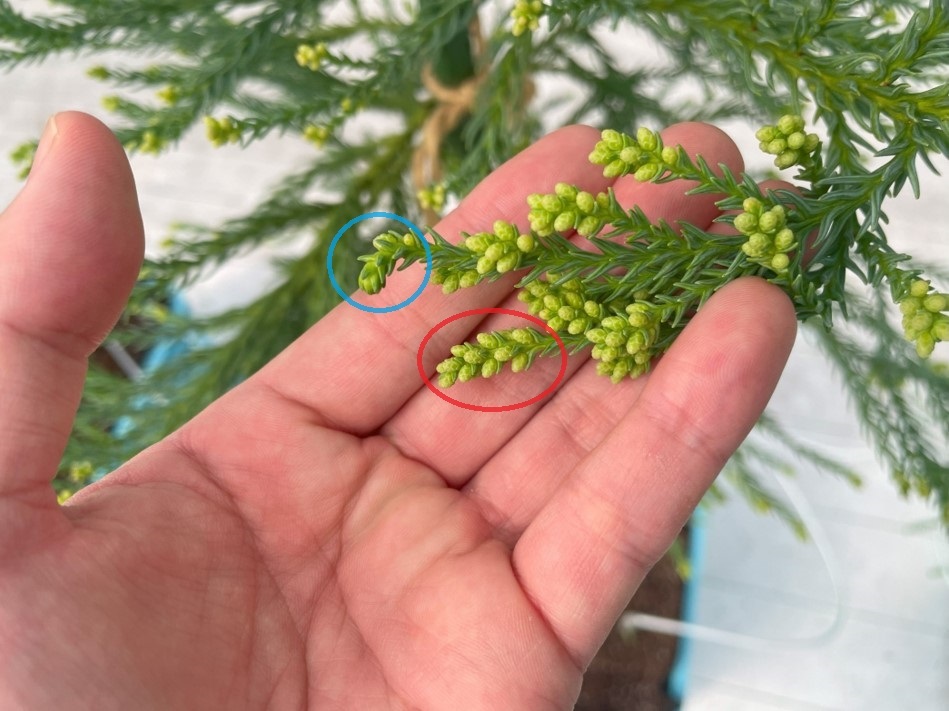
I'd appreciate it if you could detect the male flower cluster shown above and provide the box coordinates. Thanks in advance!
[588,127,679,181]
[295,42,328,71]
[734,197,797,273]
[527,183,612,237]
[432,220,535,293]
[436,328,544,388]
[510,1,544,37]
[357,231,423,294]
[519,276,608,335]
[584,301,664,382]
[204,116,242,146]
[756,115,820,170]
[899,279,949,358]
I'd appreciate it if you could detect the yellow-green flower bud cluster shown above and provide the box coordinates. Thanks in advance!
[417,183,447,212]
[511,1,544,37]
[755,114,820,170]
[584,301,663,382]
[304,124,331,146]
[432,220,535,294]
[358,230,425,295]
[518,275,605,335]
[157,85,181,105]
[899,279,949,358]
[588,127,676,181]
[735,197,797,273]
[204,116,242,147]
[295,42,328,71]
[436,327,545,388]
[527,183,612,237]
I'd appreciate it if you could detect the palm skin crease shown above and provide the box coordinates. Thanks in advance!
[0,112,796,710]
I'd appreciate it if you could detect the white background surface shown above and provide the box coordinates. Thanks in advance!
[1,2,947,709]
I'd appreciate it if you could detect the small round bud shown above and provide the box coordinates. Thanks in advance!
[766,138,787,155]
[733,212,758,234]
[465,233,489,253]
[900,297,922,315]
[496,253,520,273]
[755,126,777,142]
[742,197,764,215]
[626,332,647,354]
[450,344,467,357]
[636,127,659,152]
[554,182,578,199]
[477,332,503,348]
[775,151,800,169]
[511,328,535,344]
[577,217,602,237]
[601,316,627,331]
[916,332,936,358]
[526,193,544,209]
[601,129,623,151]
[910,279,931,297]
[634,163,661,182]
[604,160,627,178]
[558,305,577,321]
[463,348,486,364]
[777,114,805,135]
[661,146,679,166]
[516,233,535,252]
[438,371,458,388]
[481,358,500,378]
[911,311,935,332]
[493,220,518,241]
[541,194,563,212]
[605,331,626,348]
[804,134,820,152]
[576,191,596,213]
[932,316,949,341]
[476,256,495,275]
[459,270,481,288]
[584,300,603,318]
[923,294,948,312]
[771,253,791,272]
[485,243,506,262]
[547,316,566,331]
[511,353,530,373]
[585,328,607,344]
[554,211,576,233]
[619,145,643,164]
[758,211,780,233]
[787,131,806,150]
[774,228,796,251]
[568,318,589,335]
[458,363,478,382]
[442,274,461,294]
[610,360,629,383]
[494,347,514,362]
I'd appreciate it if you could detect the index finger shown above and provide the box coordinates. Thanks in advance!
[256,126,612,432]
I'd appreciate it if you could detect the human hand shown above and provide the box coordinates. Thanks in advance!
[0,112,795,709]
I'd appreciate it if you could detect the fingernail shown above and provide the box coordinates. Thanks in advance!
[30,114,59,176]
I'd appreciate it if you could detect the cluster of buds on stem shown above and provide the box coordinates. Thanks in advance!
[527,183,613,237]
[584,301,664,382]
[357,230,425,294]
[417,183,447,212]
[432,220,535,293]
[588,127,680,181]
[899,279,949,358]
[756,115,820,170]
[295,42,328,71]
[436,328,547,387]
[734,197,797,273]
[204,116,242,147]
[519,275,608,334]
[510,1,544,37]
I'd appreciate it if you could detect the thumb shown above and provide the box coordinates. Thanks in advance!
[0,112,144,525]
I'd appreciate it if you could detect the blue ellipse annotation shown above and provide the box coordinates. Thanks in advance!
[326,211,432,314]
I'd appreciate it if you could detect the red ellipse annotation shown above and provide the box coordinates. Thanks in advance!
[416,307,569,413]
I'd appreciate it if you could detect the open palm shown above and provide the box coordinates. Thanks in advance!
[0,113,795,710]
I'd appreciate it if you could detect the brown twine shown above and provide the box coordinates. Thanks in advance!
[411,63,484,224]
